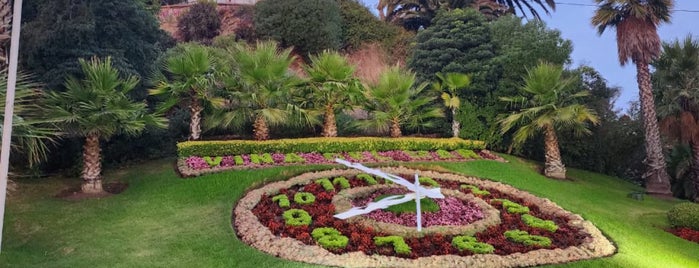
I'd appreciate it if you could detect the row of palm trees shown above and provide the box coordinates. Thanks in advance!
[151,41,447,140]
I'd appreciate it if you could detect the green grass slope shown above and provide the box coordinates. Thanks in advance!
[0,156,696,268]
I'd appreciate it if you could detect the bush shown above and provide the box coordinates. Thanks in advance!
[452,235,495,254]
[521,214,558,232]
[282,209,312,226]
[272,194,290,208]
[668,202,699,231]
[311,227,349,250]
[504,230,551,247]
[177,137,485,157]
[491,199,530,214]
[374,236,411,255]
[254,0,342,57]
[177,1,221,43]
[356,174,377,185]
[337,0,401,51]
[418,177,439,187]
[332,176,350,189]
[460,184,490,196]
[293,192,316,205]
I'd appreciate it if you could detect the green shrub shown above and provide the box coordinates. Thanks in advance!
[452,235,495,254]
[375,195,440,214]
[491,199,530,214]
[521,214,558,232]
[348,151,364,160]
[203,156,223,167]
[294,192,316,205]
[323,152,344,160]
[419,177,439,187]
[504,230,551,247]
[371,151,393,161]
[436,149,456,159]
[668,202,699,230]
[284,153,305,163]
[177,1,221,43]
[260,153,274,164]
[177,137,485,157]
[282,209,312,226]
[234,155,244,165]
[250,154,262,165]
[332,176,350,189]
[311,227,349,250]
[374,236,411,255]
[456,149,481,159]
[460,184,490,196]
[315,178,335,192]
[272,194,290,208]
[356,174,377,185]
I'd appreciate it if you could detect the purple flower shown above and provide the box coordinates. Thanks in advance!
[186,156,209,170]
[220,156,235,167]
[298,152,328,164]
[272,153,286,164]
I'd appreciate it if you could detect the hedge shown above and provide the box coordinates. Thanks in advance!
[668,202,699,231]
[177,137,485,157]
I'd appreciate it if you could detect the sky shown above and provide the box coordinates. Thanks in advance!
[357,0,699,113]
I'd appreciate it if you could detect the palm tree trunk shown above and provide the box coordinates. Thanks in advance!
[690,141,699,202]
[636,61,672,196]
[253,115,269,140]
[189,99,202,140]
[321,104,337,137]
[451,108,460,138]
[543,125,566,179]
[81,133,103,194]
[390,117,401,138]
[0,0,11,71]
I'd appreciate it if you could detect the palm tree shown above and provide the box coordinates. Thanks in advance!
[0,0,11,70]
[592,0,674,195]
[499,63,599,179]
[302,50,364,137]
[653,36,699,201]
[209,41,308,140]
[493,0,555,19]
[149,43,224,140]
[357,66,444,138]
[433,72,470,138]
[47,57,166,194]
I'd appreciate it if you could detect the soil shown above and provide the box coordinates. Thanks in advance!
[55,181,128,200]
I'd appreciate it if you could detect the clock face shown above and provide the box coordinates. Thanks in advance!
[234,167,615,267]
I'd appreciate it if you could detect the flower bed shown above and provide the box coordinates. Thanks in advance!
[668,227,699,244]
[177,149,503,177]
[234,167,616,267]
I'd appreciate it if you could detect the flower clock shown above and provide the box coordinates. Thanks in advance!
[234,165,616,267]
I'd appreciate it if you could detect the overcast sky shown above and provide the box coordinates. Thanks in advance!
[358,0,699,113]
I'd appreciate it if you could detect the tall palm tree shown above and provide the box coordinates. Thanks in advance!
[302,50,364,137]
[47,57,166,194]
[209,41,309,140]
[0,0,11,70]
[149,43,224,140]
[433,72,470,138]
[592,0,674,195]
[357,66,444,138]
[499,63,599,179]
[653,36,699,201]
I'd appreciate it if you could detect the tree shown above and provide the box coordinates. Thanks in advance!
[653,36,699,201]
[46,57,166,194]
[302,51,364,137]
[209,41,309,140]
[177,1,221,44]
[254,0,342,57]
[150,43,225,141]
[433,72,470,138]
[492,0,555,19]
[499,63,599,179]
[357,67,444,138]
[592,0,674,195]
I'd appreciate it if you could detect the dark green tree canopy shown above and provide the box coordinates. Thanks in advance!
[21,0,169,91]
[254,0,342,57]
[177,1,221,44]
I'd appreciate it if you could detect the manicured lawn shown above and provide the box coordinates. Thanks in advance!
[0,155,697,267]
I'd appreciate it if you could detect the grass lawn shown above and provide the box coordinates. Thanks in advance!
[0,155,697,267]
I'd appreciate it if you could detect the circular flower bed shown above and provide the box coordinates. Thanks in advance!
[234,167,616,267]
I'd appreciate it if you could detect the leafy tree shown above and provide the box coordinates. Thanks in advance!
[302,51,364,137]
[357,67,444,138]
[337,0,403,51]
[46,57,166,194]
[592,0,674,195]
[150,43,225,140]
[433,72,470,138]
[254,0,342,57]
[499,63,599,179]
[21,0,168,92]
[209,41,310,140]
[652,36,699,201]
[177,1,221,44]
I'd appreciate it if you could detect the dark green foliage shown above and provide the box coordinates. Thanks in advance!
[177,1,221,44]
[460,184,490,196]
[311,227,349,250]
[356,174,377,185]
[272,194,290,208]
[452,235,495,254]
[293,192,316,205]
[504,230,552,247]
[336,0,401,50]
[177,137,485,157]
[491,199,530,214]
[254,0,342,57]
[282,209,312,226]
[374,236,411,255]
[375,195,440,214]
[668,203,699,231]
[521,214,559,232]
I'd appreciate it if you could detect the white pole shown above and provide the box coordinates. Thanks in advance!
[414,174,422,232]
[0,0,24,252]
